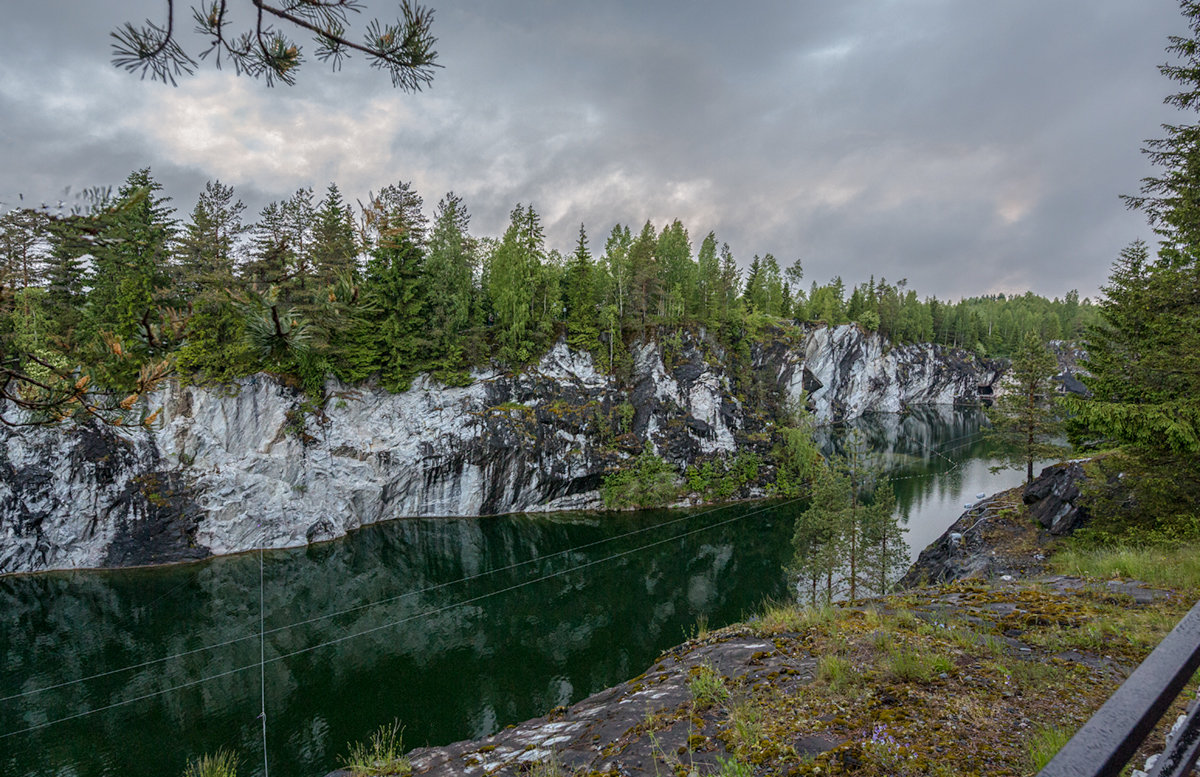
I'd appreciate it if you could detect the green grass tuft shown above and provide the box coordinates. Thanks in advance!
[182,749,238,777]
[816,654,856,692]
[713,755,754,777]
[688,662,729,707]
[340,720,412,776]
[1026,725,1073,771]
[886,648,934,683]
[726,699,764,754]
[754,600,839,636]
[528,756,569,777]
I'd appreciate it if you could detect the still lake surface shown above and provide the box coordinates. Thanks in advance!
[1,406,1023,777]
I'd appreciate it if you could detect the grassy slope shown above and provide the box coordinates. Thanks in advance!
[621,507,1200,776]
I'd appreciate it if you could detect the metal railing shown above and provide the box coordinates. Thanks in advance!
[1037,598,1200,777]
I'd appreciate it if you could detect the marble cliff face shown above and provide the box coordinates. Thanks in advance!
[0,326,1001,575]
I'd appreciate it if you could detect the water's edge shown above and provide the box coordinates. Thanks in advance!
[0,407,1024,777]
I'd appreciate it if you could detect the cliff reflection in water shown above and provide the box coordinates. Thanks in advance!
[818,405,1000,554]
[0,504,795,777]
[0,407,1012,777]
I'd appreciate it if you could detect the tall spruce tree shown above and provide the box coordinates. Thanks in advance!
[361,234,425,390]
[761,254,784,317]
[0,208,47,295]
[281,187,316,301]
[987,332,1067,483]
[487,203,544,365]
[791,461,847,605]
[861,481,904,596]
[696,231,721,326]
[174,181,253,380]
[175,180,246,296]
[717,242,740,328]
[350,183,429,390]
[42,215,90,344]
[244,200,295,291]
[85,169,175,365]
[602,223,632,323]
[311,183,359,287]
[0,210,51,365]
[563,224,599,352]
[656,219,693,323]
[423,192,477,372]
[790,447,906,603]
[627,221,660,330]
[742,255,765,313]
[1064,2,1200,535]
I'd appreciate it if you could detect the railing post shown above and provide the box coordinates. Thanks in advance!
[1037,599,1200,777]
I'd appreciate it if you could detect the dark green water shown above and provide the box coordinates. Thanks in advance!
[0,406,1017,777]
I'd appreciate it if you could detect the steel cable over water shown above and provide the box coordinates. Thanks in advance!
[1,424,988,740]
[258,521,270,777]
[2,425,984,705]
[0,493,807,740]
[0,491,801,705]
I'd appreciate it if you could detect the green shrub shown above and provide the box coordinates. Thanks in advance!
[683,452,762,502]
[615,401,635,434]
[771,423,820,497]
[601,444,681,509]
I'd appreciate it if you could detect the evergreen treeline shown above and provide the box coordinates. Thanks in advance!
[1062,1,1200,545]
[0,168,1097,409]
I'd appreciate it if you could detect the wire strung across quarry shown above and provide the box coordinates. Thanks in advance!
[258,524,270,777]
[0,493,806,740]
[3,425,984,705]
[0,491,793,705]
[0,424,987,739]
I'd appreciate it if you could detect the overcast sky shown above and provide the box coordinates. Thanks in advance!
[0,1,1188,299]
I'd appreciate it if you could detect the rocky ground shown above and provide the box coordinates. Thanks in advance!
[900,461,1089,587]
[331,462,1196,777]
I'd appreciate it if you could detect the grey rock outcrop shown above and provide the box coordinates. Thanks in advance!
[901,461,1089,586]
[1,327,1001,575]
[1048,340,1090,397]
[1024,461,1089,535]
[784,324,1001,421]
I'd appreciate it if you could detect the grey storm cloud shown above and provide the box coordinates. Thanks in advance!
[0,0,1187,299]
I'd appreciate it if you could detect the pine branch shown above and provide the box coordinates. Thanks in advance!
[115,0,438,88]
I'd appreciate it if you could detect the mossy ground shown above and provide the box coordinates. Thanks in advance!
[647,574,1197,777]
[394,497,1200,777]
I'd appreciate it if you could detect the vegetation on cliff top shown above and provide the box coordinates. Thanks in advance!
[1,169,1094,424]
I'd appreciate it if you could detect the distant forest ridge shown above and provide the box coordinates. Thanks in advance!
[0,169,1097,402]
